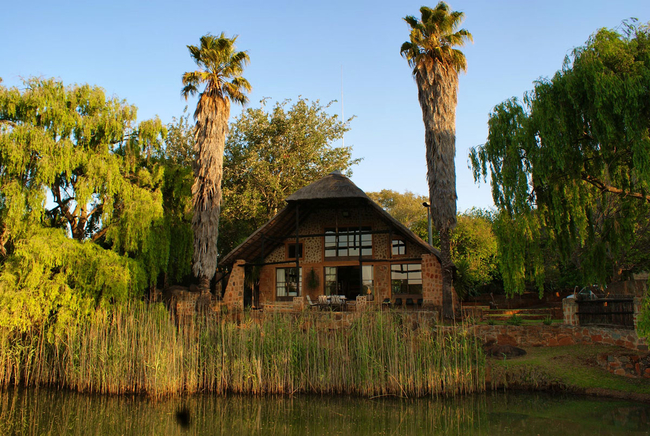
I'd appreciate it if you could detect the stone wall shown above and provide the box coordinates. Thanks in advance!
[473,324,648,351]
[597,352,650,378]
[223,259,245,311]
[421,253,443,307]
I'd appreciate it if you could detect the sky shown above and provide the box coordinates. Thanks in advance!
[2,0,648,212]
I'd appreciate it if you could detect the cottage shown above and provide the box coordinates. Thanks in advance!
[219,171,452,311]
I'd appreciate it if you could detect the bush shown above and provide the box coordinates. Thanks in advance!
[506,314,523,326]
[543,315,553,326]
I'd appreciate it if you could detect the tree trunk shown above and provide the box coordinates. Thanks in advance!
[198,275,211,295]
[439,227,455,320]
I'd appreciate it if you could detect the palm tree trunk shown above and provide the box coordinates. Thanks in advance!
[439,227,455,319]
[192,97,230,286]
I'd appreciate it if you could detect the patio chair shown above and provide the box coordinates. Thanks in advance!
[416,298,423,307]
[318,295,329,309]
[406,298,414,308]
[331,295,343,311]
[381,298,392,309]
[394,298,403,307]
[306,295,318,309]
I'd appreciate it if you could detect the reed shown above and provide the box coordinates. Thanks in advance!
[0,303,485,398]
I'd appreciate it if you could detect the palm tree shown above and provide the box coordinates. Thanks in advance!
[401,3,472,319]
[182,33,251,294]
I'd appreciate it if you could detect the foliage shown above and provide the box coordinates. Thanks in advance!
[543,315,553,326]
[471,22,650,295]
[0,78,167,332]
[158,111,194,285]
[506,314,523,326]
[182,33,251,289]
[0,227,145,334]
[219,97,358,257]
[448,209,499,297]
[367,189,429,240]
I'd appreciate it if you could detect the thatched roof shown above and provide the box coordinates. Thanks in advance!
[219,172,441,268]
[286,171,369,202]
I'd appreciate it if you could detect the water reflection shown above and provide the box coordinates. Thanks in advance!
[0,389,648,435]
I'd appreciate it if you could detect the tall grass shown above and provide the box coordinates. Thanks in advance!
[0,303,485,398]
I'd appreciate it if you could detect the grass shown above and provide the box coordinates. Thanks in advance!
[489,344,650,396]
[0,302,486,398]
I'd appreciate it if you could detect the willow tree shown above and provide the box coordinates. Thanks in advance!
[182,33,251,294]
[401,3,472,318]
[0,78,166,331]
[471,22,650,295]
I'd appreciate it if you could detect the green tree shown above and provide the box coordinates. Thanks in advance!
[401,2,473,318]
[0,78,165,332]
[470,22,650,295]
[367,189,429,240]
[219,97,358,257]
[158,110,195,286]
[182,33,251,294]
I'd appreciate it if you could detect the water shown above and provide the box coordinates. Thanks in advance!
[0,388,648,435]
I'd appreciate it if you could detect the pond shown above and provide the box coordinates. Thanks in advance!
[0,388,648,435]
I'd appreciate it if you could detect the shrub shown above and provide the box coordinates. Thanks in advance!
[506,314,523,326]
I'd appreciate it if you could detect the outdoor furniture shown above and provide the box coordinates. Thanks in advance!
[331,295,346,311]
[394,298,403,307]
[416,298,423,307]
[306,295,318,309]
[318,295,329,309]
[406,298,414,308]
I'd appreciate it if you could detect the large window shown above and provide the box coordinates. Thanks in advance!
[324,265,374,297]
[276,267,302,298]
[324,227,372,258]
[324,266,337,295]
[391,264,422,294]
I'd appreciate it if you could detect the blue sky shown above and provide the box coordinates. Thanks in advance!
[2,0,648,211]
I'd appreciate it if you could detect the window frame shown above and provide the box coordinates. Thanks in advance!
[276,267,302,300]
[324,226,372,259]
[390,263,423,295]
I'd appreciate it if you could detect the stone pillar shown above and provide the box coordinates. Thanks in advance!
[421,254,442,308]
[563,298,579,326]
[374,264,391,303]
[293,296,304,312]
[223,259,246,312]
[356,295,368,311]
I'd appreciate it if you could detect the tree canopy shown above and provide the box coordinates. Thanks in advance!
[218,97,358,257]
[471,22,650,294]
[0,78,167,332]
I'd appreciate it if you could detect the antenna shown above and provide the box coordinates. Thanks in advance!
[341,65,344,148]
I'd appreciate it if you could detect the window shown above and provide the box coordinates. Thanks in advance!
[324,227,372,258]
[392,239,406,255]
[362,265,374,297]
[287,243,303,259]
[324,266,337,295]
[391,264,422,294]
[276,267,302,298]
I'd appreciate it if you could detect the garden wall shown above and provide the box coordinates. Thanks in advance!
[473,324,648,351]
